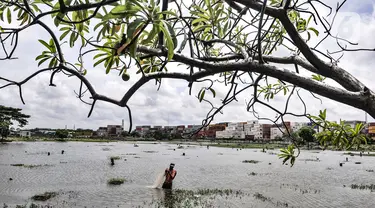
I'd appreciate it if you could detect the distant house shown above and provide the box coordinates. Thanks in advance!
[19,130,31,138]
[96,127,108,137]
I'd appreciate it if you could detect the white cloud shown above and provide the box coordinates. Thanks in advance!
[0,0,374,131]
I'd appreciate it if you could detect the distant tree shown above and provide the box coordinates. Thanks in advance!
[298,127,316,149]
[55,129,69,139]
[121,131,129,137]
[130,131,140,138]
[152,130,163,140]
[0,105,30,141]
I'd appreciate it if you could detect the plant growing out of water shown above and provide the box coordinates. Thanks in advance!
[350,184,375,191]
[10,164,24,167]
[110,156,121,160]
[31,192,58,201]
[107,178,126,185]
[242,160,260,164]
[248,172,257,176]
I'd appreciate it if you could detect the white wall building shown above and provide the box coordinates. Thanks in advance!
[216,121,261,139]
[270,126,285,140]
[19,130,31,138]
[290,122,308,132]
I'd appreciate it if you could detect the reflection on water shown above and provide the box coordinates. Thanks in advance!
[1,142,375,207]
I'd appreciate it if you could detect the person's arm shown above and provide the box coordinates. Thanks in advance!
[172,171,177,179]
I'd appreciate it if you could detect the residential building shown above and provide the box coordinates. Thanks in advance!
[184,125,201,134]
[344,120,365,129]
[19,130,31,138]
[270,125,286,140]
[290,122,308,132]
[107,125,123,136]
[216,122,246,139]
[368,122,375,140]
[97,127,108,137]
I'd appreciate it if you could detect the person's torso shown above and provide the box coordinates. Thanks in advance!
[165,169,176,183]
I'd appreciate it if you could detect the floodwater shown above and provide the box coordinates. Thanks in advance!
[1,142,375,208]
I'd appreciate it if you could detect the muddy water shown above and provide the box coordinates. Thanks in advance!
[1,142,375,207]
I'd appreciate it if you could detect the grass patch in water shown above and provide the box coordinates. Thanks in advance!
[10,164,24,166]
[107,178,125,185]
[242,160,260,164]
[254,193,271,202]
[143,151,158,153]
[10,164,54,168]
[344,152,375,157]
[253,192,292,207]
[150,188,246,208]
[350,184,375,191]
[31,192,58,201]
[110,156,121,160]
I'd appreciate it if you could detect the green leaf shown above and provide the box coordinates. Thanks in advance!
[159,21,174,61]
[110,5,127,14]
[105,58,114,74]
[94,56,108,67]
[35,54,49,61]
[127,18,144,39]
[93,53,107,60]
[192,17,208,25]
[60,30,70,41]
[6,8,11,24]
[157,10,178,18]
[308,27,319,37]
[193,24,211,33]
[199,90,205,102]
[69,32,75,47]
[164,20,177,49]
[209,88,216,98]
[38,39,52,51]
[129,38,138,58]
[37,57,50,67]
[143,25,157,44]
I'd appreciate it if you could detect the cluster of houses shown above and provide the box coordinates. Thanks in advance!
[133,120,370,140]
[10,119,374,141]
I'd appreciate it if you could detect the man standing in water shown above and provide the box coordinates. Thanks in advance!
[162,163,177,189]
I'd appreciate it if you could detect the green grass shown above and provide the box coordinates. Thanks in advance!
[344,152,375,157]
[110,156,121,160]
[107,178,126,185]
[242,160,260,164]
[350,184,375,191]
[10,164,24,167]
[31,192,58,201]
[10,164,54,168]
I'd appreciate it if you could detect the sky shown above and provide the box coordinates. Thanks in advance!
[0,0,375,131]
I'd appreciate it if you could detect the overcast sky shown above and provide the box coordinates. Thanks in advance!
[0,0,375,131]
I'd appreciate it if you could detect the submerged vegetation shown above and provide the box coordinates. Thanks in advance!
[350,184,375,191]
[110,156,121,160]
[107,178,126,185]
[149,189,247,208]
[10,164,54,168]
[344,152,375,157]
[242,160,260,164]
[31,192,58,201]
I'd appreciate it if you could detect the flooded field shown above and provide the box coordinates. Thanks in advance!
[1,142,375,207]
